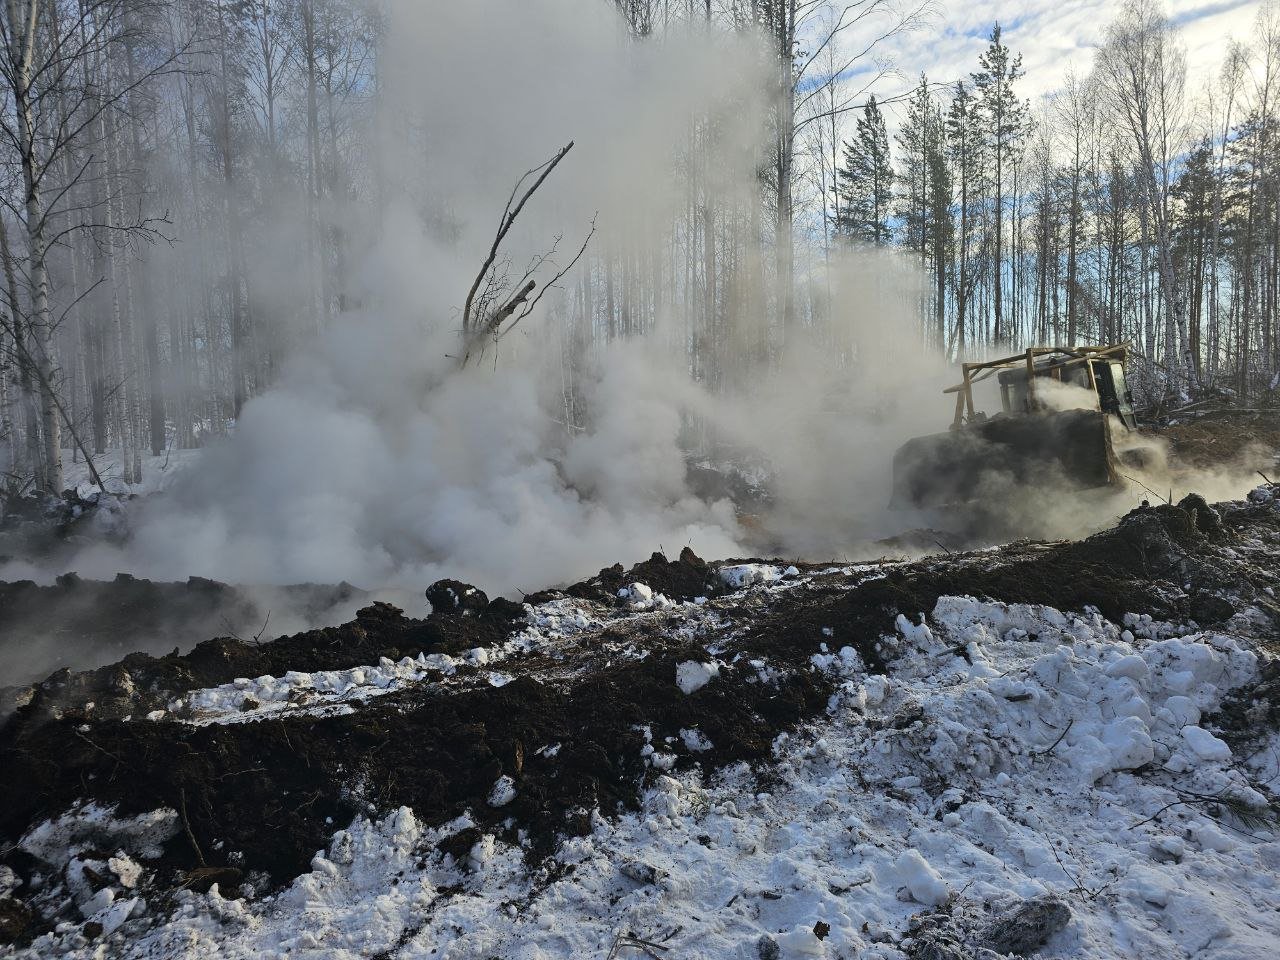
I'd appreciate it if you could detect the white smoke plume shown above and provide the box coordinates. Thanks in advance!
[1,0,1265,615]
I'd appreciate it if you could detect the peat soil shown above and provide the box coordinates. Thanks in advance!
[0,490,375,687]
[2,490,1278,947]
[1148,411,1280,471]
[0,490,131,569]
[0,576,370,692]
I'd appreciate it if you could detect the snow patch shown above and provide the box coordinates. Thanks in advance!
[487,776,517,808]
[675,660,719,694]
[718,564,786,589]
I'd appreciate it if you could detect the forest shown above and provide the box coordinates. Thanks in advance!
[5,4,1280,958]
[0,0,1275,498]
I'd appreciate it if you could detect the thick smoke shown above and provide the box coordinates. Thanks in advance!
[54,248,940,596]
[1,0,1266,619]
[2,0,768,598]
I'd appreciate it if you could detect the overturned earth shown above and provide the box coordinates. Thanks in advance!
[1,488,1279,952]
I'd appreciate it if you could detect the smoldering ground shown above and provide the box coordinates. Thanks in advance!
[30,248,946,596]
[1,1,941,595]
[0,0,1268,680]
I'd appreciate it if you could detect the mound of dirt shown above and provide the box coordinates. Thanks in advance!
[425,579,490,614]
[742,501,1216,675]
[1156,414,1280,470]
[0,643,829,894]
[528,547,722,605]
[2,491,1277,947]
[3,597,527,730]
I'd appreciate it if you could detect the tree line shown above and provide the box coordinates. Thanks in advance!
[830,1,1280,411]
[0,0,374,493]
[0,0,1272,496]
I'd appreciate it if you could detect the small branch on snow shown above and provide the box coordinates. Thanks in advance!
[1032,717,1074,758]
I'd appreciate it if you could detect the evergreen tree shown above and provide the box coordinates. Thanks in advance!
[1171,138,1216,379]
[925,101,954,348]
[897,76,933,253]
[896,76,952,346]
[946,81,984,350]
[972,23,1029,342]
[836,96,894,245]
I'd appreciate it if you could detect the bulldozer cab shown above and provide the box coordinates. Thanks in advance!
[951,345,1136,431]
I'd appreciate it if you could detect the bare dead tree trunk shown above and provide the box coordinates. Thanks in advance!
[459,142,593,367]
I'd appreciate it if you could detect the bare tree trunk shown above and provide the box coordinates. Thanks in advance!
[8,0,63,491]
[125,28,165,457]
[0,213,39,479]
[102,93,138,484]
[302,0,323,326]
[215,0,250,417]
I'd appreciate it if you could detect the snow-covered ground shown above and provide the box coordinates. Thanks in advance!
[6,502,1280,959]
[62,447,201,498]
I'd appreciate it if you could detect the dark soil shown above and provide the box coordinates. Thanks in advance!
[1154,413,1280,470]
[3,593,528,730]
[740,498,1250,675]
[1214,657,1280,746]
[526,546,723,605]
[0,643,828,899]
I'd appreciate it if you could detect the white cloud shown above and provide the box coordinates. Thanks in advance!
[832,0,1260,125]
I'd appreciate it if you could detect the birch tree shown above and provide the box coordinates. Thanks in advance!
[0,4,163,487]
[1097,0,1191,392]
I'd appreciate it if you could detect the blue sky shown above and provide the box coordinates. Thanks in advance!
[844,0,1262,124]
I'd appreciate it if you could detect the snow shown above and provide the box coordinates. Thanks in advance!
[619,582,652,603]
[773,924,827,955]
[168,652,462,724]
[674,659,719,694]
[63,446,201,497]
[13,591,1280,960]
[108,854,143,890]
[718,563,789,589]
[166,597,610,725]
[890,849,950,906]
[1181,725,1233,763]
[20,804,179,865]
[679,727,713,752]
[862,674,889,706]
[487,776,517,808]
[618,582,677,611]
[1106,654,1150,681]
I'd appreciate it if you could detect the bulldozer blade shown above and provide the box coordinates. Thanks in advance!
[891,409,1118,509]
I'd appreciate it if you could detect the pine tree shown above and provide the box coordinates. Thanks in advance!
[1171,138,1216,379]
[926,101,954,349]
[897,76,952,346]
[836,96,894,245]
[897,77,933,254]
[972,23,1029,343]
[946,81,984,350]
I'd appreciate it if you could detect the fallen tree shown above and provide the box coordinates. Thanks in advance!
[458,141,595,367]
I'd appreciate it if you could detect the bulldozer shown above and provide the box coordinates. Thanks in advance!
[891,345,1141,508]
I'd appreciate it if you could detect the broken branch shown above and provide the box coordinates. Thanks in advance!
[462,141,575,336]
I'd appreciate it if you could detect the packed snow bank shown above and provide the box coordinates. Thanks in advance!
[16,593,1280,959]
